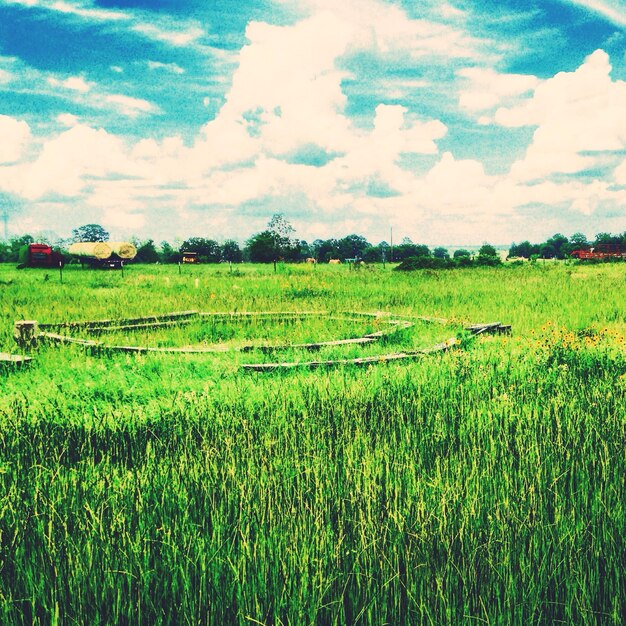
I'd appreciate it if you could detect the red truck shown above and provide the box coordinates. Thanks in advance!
[20,243,66,268]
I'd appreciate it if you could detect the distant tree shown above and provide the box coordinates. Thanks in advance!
[221,240,243,263]
[594,232,620,245]
[546,233,569,259]
[433,247,449,259]
[180,238,221,263]
[159,241,179,263]
[10,234,34,261]
[569,232,589,248]
[395,243,430,261]
[72,224,109,242]
[362,246,382,262]
[258,213,299,265]
[540,243,556,259]
[453,249,471,258]
[478,244,497,257]
[312,238,341,263]
[245,231,277,263]
[296,240,313,261]
[508,241,534,258]
[338,234,370,259]
[476,244,501,265]
[135,239,160,263]
[0,241,10,262]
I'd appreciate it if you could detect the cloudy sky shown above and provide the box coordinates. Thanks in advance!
[1,0,626,245]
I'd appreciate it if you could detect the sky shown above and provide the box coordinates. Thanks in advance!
[1,0,626,246]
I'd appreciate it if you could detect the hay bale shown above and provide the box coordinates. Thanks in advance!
[108,242,137,260]
[69,242,112,260]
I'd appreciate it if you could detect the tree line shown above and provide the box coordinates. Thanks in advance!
[1,216,625,265]
[508,232,626,260]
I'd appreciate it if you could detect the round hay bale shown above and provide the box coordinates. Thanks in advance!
[108,242,137,260]
[69,242,113,260]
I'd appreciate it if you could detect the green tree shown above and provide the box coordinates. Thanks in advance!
[508,241,534,258]
[362,246,382,262]
[594,232,620,244]
[72,224,109,242]
[135,239,160,263]
[433,247,449,259]
[245,231,277,263]
[546,233,569,259]
[10,234,34,262]
[159,241,179,263]
[478,244,497,257]
[338,234,370,260]
[180,238,221,263]
[267,213,298,263]
[312,239,340,263]
[453,249,471,258]
[476,244,501,266]
[221,240,243,263]
[569,232,589,248]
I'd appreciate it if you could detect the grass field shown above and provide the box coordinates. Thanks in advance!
[1,261,625,625]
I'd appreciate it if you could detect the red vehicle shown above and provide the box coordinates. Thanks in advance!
[23,243,66,268]
[571,243,626,260]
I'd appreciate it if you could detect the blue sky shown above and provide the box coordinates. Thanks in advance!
[1,0,626,245]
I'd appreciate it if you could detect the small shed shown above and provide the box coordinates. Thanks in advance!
[182,252,199,264]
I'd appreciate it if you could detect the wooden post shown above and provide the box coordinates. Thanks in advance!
[59,261,63,284]
[14,320,39,348]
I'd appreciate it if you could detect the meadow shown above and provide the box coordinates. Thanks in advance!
[1,261,625,625]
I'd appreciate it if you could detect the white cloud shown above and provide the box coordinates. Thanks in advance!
[11,125,133,199]
[297,0,480,59]
[48,75,92,92]
[147,60,185,74]
[562,0,626,26]
[50,0,128,21]
[458,66,539,113]
[0,115,32,163]
[105,94,158,117]
[57,113,80,127]
[497,50,626,181]
[132,23,204,47]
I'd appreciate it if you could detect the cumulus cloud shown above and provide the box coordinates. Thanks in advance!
[4,0,625,243]
[457,66,539,114]
[10,124,133,199]
[497,50,626,181]
[0,115,32,163]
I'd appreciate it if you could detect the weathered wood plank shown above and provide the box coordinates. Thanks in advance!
[39,311,199,330]
[244,336,378,353]
[0,352,33,367]
[465,322,512,336]
[86,318,196,334]
[241,337,459,371]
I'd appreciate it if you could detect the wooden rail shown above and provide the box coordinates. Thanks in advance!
[242,338,459,371]
[13,311,510,371]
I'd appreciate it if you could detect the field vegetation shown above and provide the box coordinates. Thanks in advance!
[1,261,625,625]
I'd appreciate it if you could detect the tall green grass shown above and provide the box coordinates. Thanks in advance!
[1,262,625,625]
